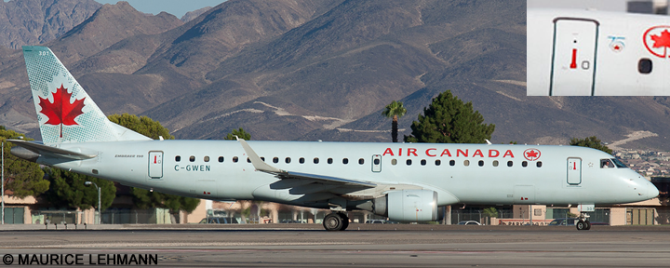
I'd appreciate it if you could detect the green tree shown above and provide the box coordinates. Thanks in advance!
[0,126,48,198]
[404,90,495,143]
[42,167,116,211]
[483,207,498,218]
[108,113,174,140]
[224,128,251,140]
[569,136,613,155]
[107,114,200,213]
[131,188,200,213]
[382,101,407,142]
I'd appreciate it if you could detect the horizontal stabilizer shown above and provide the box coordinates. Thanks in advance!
[9,139,96,160]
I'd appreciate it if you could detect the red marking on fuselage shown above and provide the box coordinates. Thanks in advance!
[570,49,577,69]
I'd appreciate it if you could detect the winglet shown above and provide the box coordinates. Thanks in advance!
[237,138,283,173]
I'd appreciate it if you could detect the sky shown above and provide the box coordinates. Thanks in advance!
[94,0,226,19]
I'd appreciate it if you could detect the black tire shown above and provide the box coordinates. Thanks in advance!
[323,213,343,231]
[585,220,591,230]
[576,220,587,231]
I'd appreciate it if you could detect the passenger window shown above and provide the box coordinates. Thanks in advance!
[299,157,305,164]
[247,157,251,163]
[328,158,333,164]
[536,161,542,168]
[374,159,380,165]
[273,157,279,163]
[493,160,499,167]
[391,159,397,165]
[478,160,484,167]
[435,160,441,166]
[343,158,349,164]
[175,156,181,162]
[285,157,291,164]
[218,156,223,163]
[449,160,455,166]
[359,158,364,165]
[522,161,528,167]
[507,161,513,167]
[233,156,238,163]
[189,156,195,162]
[421,159,426,166]
[260,157,265,162]
[314,157,319,164]
[600,159,614,168]
[406,159,412,165]
[463,160,469,166]
[639,58,652,74]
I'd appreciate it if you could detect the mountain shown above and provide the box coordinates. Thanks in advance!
[0,1,183,133]
[181,6,211,22]
[0,0,102,49]
[2,0,670,151]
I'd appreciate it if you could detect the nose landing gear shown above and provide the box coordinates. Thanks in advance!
[323,212,350,231]
[576,213,591,231]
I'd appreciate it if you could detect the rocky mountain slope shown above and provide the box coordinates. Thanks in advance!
[0,0,101,49]
[1,0,670,151]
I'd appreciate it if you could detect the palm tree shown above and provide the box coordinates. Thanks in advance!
[382,101,406,142]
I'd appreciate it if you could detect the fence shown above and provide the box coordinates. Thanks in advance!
[101,208,178,224]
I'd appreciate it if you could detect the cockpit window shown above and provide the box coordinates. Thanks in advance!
[600,159,615,168]
[611,158,627,168]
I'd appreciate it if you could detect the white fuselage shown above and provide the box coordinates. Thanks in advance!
[528,8,670,96]
[41,140,658,208]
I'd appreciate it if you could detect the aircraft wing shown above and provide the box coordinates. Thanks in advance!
[237,137,377,189]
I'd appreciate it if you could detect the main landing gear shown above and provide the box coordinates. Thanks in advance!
[576,213,591,231]
[323,212,350,231]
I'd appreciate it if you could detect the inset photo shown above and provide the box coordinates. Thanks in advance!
[528,0,670,96]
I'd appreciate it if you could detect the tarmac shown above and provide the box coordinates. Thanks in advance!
[0,224,669,267]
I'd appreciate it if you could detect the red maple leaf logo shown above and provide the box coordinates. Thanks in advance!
[523,149,541,161]
[651,29,670,48]
[38,84,86,138]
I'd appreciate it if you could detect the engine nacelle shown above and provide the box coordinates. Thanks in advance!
[371,189,440,222]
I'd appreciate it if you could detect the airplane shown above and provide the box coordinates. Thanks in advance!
[10,46,659,231]
[528,8,670,96]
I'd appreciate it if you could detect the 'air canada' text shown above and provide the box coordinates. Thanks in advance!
[382,148,515,158]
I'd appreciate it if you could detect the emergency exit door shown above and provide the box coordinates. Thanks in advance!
[567,157,582,185]
[371,154,381,172]
[148,151,163,178]
[550,18,599,96]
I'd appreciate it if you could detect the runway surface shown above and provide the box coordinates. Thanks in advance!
[1,224,669,267]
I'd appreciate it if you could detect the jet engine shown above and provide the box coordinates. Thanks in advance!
[367,189,440,222]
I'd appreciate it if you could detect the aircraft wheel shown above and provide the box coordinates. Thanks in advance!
[585,220,591,230]
[576,220,588,231]
[323,213,344,231]
[339,212,349,231]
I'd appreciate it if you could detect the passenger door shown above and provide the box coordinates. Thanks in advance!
[148,151,163,179]
[550,18,599,96]
[567,157,582,185]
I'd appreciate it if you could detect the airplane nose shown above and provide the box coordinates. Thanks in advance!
[648,184,660,199]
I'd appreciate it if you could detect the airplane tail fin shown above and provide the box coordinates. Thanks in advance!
[23,46,151,144]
